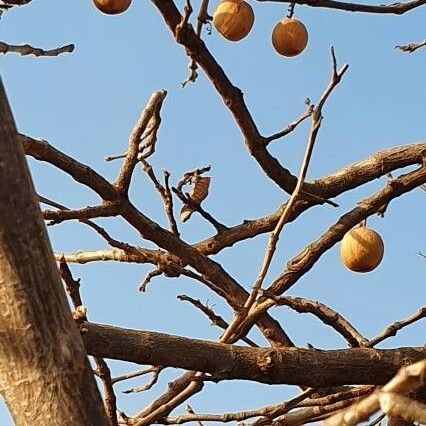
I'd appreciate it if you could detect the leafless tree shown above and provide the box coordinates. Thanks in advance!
[0,0,425,425]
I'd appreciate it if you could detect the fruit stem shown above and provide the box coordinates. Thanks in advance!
[287,2,296,18]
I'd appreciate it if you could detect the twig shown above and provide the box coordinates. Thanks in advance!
[139,269,163,292]
[112,367,161,385]
[264,102,314,145]
[396,39,426,53]
[43,203,119,225]
[299,386,375,407]
[177,294,258,346]
[172,187,226,232]
[224,48,349,341]
[0,41,74,57]
[105,153,127,162]
[123,367,164,394]
[182,0,211,87]
[366,306,426,347]
[158,389,314,424]
[139,159,179,236]
[174,165,226,231]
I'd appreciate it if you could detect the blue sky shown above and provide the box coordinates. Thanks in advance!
[1,0,425,423]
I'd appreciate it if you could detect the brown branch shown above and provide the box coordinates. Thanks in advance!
[269,165,426,296]
[139,268,163,292]
[177,294,259,347]
[114,90,167,194]
[366,307,426,347]
[112,366,162,385]
[43,203,119,224]
[0,41,74,57]
[181,0,211,87]
[82,322,426,387]
[194,143,426,257]
[59,262,118,426]
[299,386,375,407]
[154,398,366,425]
[257,0,426,14]
[263,293,367,347]
[173,186,227,232]
[39,195,129,248]
[139,160,179,236]
[22,135,118,201]
[221,164,426,342]
[122,366,164,394]
[396,39,426,53]
[242,48,348,312]
[264,103,314,145]
[24,135,425,262]
[323,360,426,425]
[1,0,33,6]
[157,389,314,424]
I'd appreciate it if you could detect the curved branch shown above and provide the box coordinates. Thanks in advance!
[264,293,367,347]
[258,0,426,14]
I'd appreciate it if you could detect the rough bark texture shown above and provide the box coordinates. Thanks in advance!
[0,79,109,425]
[82,322,426,387]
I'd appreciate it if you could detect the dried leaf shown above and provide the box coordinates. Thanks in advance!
[180,176,211,222]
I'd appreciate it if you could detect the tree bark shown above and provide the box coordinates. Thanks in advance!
[0,78,109,425]
[82,322,426,387]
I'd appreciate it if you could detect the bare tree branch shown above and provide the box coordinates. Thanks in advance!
[0,41,74,57]
[396,39,426,53]
[366,307,426,347]
[257,0,426,14]
[81,322,426,387]
[263,293,367,347]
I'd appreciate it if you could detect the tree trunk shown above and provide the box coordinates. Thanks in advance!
[0,78,109,425]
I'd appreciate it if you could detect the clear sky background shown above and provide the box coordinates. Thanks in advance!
[1,0,425,423]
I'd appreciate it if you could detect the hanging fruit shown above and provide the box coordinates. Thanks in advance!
[180,176,211,222]
[340,226,384,273]
[272,18,308,57]
[93,0,132,15]
[213,0,255,42]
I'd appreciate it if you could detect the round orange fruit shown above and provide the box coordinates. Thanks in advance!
[272,18,308,57]
[340,227,384,273]
[93,0,131,15]
[213,0,254,42]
